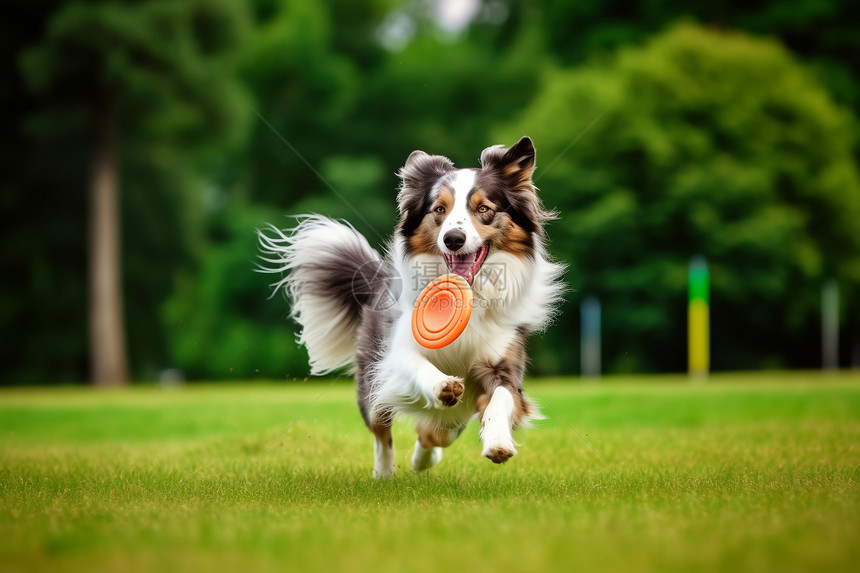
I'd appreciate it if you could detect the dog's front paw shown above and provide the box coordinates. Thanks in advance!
[482,443,517,464]
[435,376,464,408]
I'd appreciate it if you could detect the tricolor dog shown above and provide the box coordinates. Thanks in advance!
[259,136,564,478]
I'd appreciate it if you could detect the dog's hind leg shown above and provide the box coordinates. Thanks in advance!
[371,417,395,479]
[358,364,396,478]
[411,424,463,472]
[355,304,398,479]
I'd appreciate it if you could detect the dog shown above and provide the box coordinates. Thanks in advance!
[258,136,564,478]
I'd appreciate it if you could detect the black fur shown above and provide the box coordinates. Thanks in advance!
[350,258,399,429]
[355,300,394,429]
[296,241,388,335]
[396,151,455,237]
[477,136,556,237]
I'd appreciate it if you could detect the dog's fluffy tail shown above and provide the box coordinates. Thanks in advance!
[257,215,387,375]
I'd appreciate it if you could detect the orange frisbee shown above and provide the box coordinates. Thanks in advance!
[412,274,473,349]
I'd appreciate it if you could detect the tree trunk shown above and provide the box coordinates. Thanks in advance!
[89,97,129,386]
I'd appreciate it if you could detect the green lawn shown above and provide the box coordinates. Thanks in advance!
[2,372,859,572]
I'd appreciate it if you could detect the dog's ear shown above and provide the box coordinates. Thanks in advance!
[480,136,536,191]
[397,149,454,196]
[404,150,429,165]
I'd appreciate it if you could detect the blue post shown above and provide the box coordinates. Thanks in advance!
[581,296,601,379]
[822,280,839,371]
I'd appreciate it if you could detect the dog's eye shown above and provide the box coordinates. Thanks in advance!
[477,205,491,214]
[434,206,445,214]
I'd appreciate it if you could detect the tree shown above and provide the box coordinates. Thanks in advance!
[18,0,251,384]
[508,0,860,109]
[499,23,860,372]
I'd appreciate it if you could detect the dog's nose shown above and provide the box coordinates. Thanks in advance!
[443,230,466,252]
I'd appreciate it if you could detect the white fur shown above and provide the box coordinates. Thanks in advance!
[411,440,443,472]
[480,386,518,461]
[257,215,381,375]
[437,170,484,254]
[373,434,395,479]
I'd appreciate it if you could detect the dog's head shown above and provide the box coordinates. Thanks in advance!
[396,136,554,285]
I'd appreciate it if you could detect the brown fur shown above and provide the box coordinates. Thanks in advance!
[371,422,393,448]
[437,376,464,407]
[471,327,534,428]
[407,218,440,255]
[503,224,533,255]
[503,161,524,178]
[464,188,533,257]
[416,423,459,448]
[407,188,455,254]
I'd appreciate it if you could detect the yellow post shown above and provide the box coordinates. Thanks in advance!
[688,256,709,378]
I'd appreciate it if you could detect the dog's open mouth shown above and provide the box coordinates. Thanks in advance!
[443,243,489,285]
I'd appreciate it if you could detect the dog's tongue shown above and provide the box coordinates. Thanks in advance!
[446,252,476,278]
[443,243,489,284]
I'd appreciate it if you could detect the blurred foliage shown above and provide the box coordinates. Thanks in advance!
[161,202,309,380]
[1,0,252,383]
[499,23,860,372]
[2,0,860,383]
[517,0,860,108]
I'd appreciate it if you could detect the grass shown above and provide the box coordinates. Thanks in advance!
[1,371,859,572]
